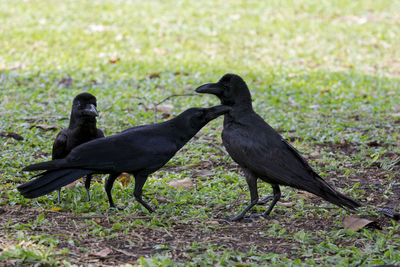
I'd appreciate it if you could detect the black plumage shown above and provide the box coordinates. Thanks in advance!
[196,73,361,220]
[52,92,104,202]
[18,105,231,212]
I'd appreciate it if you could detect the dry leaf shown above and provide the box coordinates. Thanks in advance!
[156,195,171,203]
[118,173,131,187]
[342,215,381,231]
[109,57,120,64]
[192,169,214,177]
[93,247,112,258]
[279,202,294,207]
[143,104,174,113]
[296,192,316,199]
[0,131,24,141]
[58,77,73,86]
[156,104,173,113]
[30,124,58,131]
[149,73,160,79]
[49,207,62,212]
[65,180,79,189]
[167,178,194,189]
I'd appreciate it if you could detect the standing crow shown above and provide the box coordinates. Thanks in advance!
[52,92,104,202]
[18,105,231,212]
[196,74,360,220]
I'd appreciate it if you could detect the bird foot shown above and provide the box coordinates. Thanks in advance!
[109,205,124,211]
[257,195,273,205]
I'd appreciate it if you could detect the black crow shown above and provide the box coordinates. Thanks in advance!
[52,92,104,202]
[196,73,361,220]
[18,105,231,212]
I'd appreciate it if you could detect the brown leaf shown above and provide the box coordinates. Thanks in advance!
[118,173,131,187]
[148,73,160,79]
[143,104,174,113]
[367,140,380,147]
[65,180,79,189]
[167,178,194,189]
[156,104,173,113]
[156,195,171,203]
[0,131,24,141]
[58,77,73,86]
[109,57,120,64]
[279,202,294,207]
[192,169,214,177]
[92,247,112,258]
[296,192,316,199]
[161,113,170,119]
[30,124,58,131]
[343,215,381,231]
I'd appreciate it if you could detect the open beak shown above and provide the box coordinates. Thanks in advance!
[195,82,223,96]
[205,105,232,121]
[82,104,98,117]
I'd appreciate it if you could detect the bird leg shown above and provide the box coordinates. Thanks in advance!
[105,173,122,210]
[228,170,258,221]
[262,184,281,217]
[57,189,61,203]
[133,174,154,213]
[84,174,92,202]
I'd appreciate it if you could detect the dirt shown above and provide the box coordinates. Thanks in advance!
[1,142,399,266]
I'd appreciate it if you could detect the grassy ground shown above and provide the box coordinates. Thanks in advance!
[1,0,400,265]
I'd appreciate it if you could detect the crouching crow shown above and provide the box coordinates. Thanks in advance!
[196,74,361,221]
[52,92,104,202]
[18,105,231,212]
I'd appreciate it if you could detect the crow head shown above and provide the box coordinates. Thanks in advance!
[195,74,252,107]
[72,92,99,118]
[177,105,231,132]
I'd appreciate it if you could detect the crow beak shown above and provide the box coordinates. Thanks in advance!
[205,105,232,121]
[82,104,98,117]
[195,83,223,96]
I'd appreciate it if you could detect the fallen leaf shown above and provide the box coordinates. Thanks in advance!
[153,48,166,55]
[118,173,131,187]
[30,124,58,131]
[367,140,380,147]
[343,215,381,231]
[0,131,24,141]
[279,202,294,207]
[296,192,316,199]
[161,113,170,119]
[309,104,321,109]
[192,169,214,177]
[109,57,120,64]
[156,195,171,203]
[391,112,400,118]
[156,104,173,113]
[58,77,73,86]
[143,104,174,113]
[309,151,320,157]
[95,218,101,223]
[148,73,160,79]
[167,178,194,189]
[92,248,112,258]
[65,180,79,189]
[49,207,63,212]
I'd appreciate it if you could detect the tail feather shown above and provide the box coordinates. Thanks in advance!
[18,169,93,198]
[22,159,65,172]
[311,177,361,210]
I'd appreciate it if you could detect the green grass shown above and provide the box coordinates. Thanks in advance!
[1,0,400,266]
